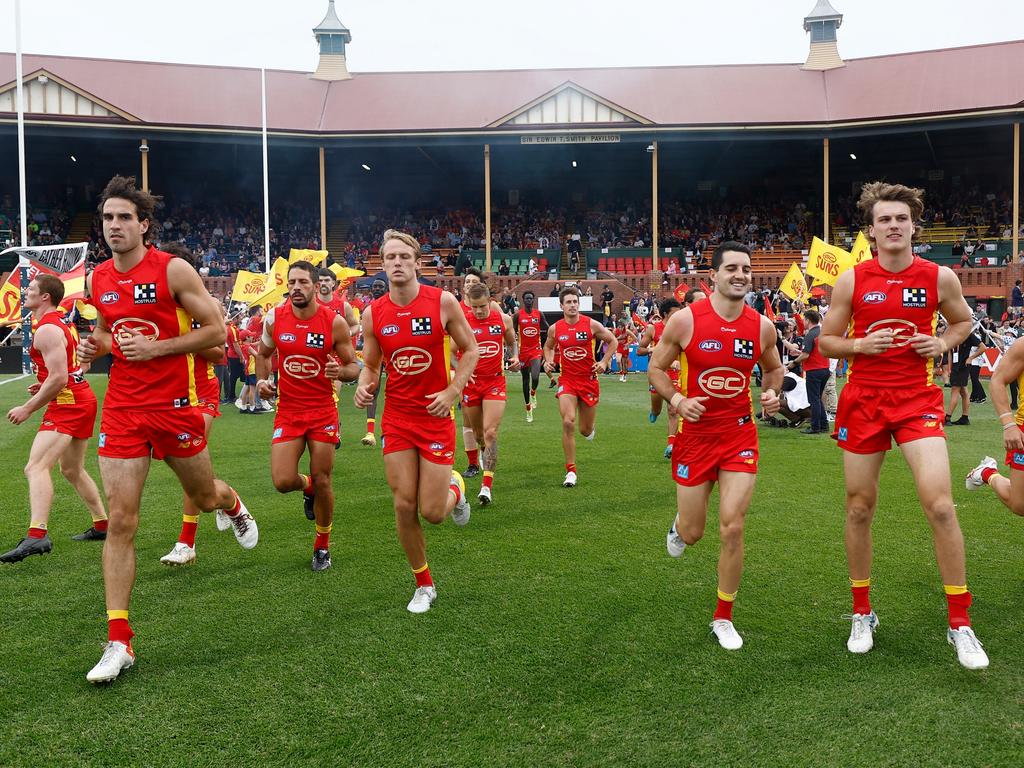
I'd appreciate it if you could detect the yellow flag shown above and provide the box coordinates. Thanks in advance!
[0,273,20,324]
[328,265,363,280]
[289,248,328,266]
[850,231,873,265]
[231,270,274,303]
[805,237,854,287]
[252,284,287,312]
[779,263,808,300]
[75,299,97,320]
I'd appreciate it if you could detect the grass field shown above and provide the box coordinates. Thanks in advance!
[0,371,1022,767]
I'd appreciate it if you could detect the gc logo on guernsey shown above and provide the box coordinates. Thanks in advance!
[391,347,432,375]
[562,347,589,362]
[697,367,746,398]
[282,355,321,379]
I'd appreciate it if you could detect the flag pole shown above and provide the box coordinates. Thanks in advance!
[15,0,32,373]
[261,67,271,273]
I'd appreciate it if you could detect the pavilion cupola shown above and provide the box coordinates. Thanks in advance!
[312,0,353,81]
[801,0,845,71]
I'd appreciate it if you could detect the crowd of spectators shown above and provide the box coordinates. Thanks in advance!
[0,205,71,249]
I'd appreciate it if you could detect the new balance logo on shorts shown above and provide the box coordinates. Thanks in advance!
[133,283,157,304]
[676,464,689,480]
[902,287,927,308]
[838,427,848,441]
[98,433,107,447]
[733,339,754,360]
[1014,452,1024,464]
[273,428,283,439]
[306,332,325,349]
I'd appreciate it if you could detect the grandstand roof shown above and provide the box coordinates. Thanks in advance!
[0,40,1022,134]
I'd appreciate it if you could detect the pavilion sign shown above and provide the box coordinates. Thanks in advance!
[520,135,620,144]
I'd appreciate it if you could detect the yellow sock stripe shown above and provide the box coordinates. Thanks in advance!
[182,514,200,524]
[850,578,871,588]
[483,471,495,478]
[92,516,108,523]
[716,589,737,602]
[30,521,48,530]
[412,563,429,574]
[107,610,129,621]
[315,524,333,535]
[943,584,968,595]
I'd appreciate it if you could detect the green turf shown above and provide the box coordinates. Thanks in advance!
[0,372,1021,767]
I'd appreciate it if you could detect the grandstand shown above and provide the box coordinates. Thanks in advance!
[1,0,1022,319]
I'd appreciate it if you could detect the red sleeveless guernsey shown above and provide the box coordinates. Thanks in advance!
[652,320,666,345]
[848,256,940,389]
[517,308,543,356]
[553,317,595,381]
[372,284,452,419]
[461,308,505,378]
[30,310,92,405]
[679,299,762,427]
[188,317,220,405]
[91,246,196,410]
[273,301,337,411]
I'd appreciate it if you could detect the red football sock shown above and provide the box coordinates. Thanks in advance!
[531,388,537,396]
[666,434,676,448]
[449,480,462,503]
[945,587,972,629]
[27,526,47,539]
[980,467,998,484]
[714,590,735,621]
[93,519,109,533]
[565,462,576,474]
[107,611,134,645]
[178,515,199,548]
[413,563,433,588]
[224,491,242,517]
[466,449,479,465]
[314,524,331,551]
[366,418,376,434]
[299,473,314,496]
[482,471,494,490]
[851,578,871,615]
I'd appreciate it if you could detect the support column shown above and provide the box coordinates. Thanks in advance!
[484,144,492,273]
[140,139,149,193]
[319,146,327,253]
[651,140,659,273]
[1014,123,1020,264]
[822,137,830,243]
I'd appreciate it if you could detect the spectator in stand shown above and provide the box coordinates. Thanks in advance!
[1012,280,1023,317]
[498,259,510,276]
[528,256,538,275]
[600,285,615,328]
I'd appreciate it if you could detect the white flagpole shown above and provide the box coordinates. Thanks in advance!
[15,0,27,247]
[261,67,271,272]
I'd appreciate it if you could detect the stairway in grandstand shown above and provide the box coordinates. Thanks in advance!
[65,211,94,245]
[326,219,350,264]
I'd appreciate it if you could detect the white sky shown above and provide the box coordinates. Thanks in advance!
[1,0,1022,73]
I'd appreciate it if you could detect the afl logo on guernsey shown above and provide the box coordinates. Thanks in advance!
[282,355,322,379]
[380,324,399,337]
[865,318,917,347]
[391,347,432,375]
[279,333,296,343]
[478,340,501,359]
[522,326,539,337]
[563,347,589,362]
[698,340,723,352]
[862,291,887,304]
[697,367,746,399]
[100,291,120,305]
[111,318,160,345]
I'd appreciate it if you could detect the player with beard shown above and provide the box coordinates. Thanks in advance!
[1,275,108,563]
[256,261,359,571]
[79,176,257,684]
[158,242,234,566]
[354,230,478,613]
[458,268,504,476]
[819,181,987,670]
[514,290,555,422]
[452,282,520,505]
[360,278,389,446]
[637,297,683,459]
[543,288,617,488]
[650,242,783,650]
